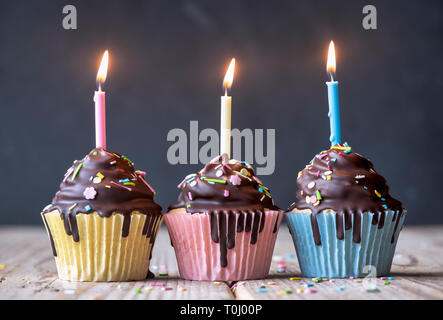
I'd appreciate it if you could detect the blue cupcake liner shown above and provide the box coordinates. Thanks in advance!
[286,210,406,278]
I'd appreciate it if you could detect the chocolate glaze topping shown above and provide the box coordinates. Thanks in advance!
[289,144,404,245]
[169,154,282,267]
[42,148,162,255]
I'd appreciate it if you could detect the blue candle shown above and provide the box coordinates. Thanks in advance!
[326,41,341,146]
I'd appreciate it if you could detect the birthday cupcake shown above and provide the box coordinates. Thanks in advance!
[286,143,405,278]
[41,148,163,281]
[165,154,284,281]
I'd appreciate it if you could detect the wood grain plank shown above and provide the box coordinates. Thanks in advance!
[1,225,442,300]
[0,226,234,300]
[234,225,443,300]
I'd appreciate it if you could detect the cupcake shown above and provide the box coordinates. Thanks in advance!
[165,154,284,281]
[286,143,405,278]
[41,148,163,281]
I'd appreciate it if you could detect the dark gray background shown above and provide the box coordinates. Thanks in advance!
[0,0,441,225]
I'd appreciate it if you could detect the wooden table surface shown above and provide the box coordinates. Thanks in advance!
[0,225,442,300]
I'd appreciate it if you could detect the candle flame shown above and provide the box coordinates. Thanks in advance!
[223,58,236,95]
[96,50,109,89]
[326,41,336,80]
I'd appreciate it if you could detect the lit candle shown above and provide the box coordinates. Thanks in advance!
[220,58,235,158]
[326,41,342,146]
[94,50,109,149]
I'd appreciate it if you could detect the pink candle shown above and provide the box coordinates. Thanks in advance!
[94,50,109,149]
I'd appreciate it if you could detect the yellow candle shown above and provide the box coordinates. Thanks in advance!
[221,58,235,158]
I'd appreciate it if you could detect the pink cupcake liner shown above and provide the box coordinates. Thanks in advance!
[165,209,284,281]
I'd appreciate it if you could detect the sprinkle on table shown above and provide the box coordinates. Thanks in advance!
[305,289,317,294]
[150,282,165,287]
[290,277,301,281]
[337,286,345,291]
[383,281,391,285]
[134,289,141,294]
[0,265,6,269]
[257,288,268,293]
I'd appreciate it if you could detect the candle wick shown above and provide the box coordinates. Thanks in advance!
[329,72,334,82]
[98,82,102,92]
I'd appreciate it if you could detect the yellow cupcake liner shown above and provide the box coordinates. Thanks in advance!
[42,210,163,282]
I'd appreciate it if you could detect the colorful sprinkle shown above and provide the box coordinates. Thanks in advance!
[203,178,227,184]
[143,287,153,291]
[383,281,391,285]
[257,288,268,293]
[0,265,6,269]
[316,190,322,201]
[308,182,316,189]
[96,172,104,179]
[224,190,230,197]
[134,289,141,294]
[93,177,102,184]
[163,287,173,291]
[123,182,135,186]
[374,190,382,198]
[267,281,277,286]
[85,205,92,212]
[305,289,317,294]
[150,283,165,286]
[305,283,314,287]
[230,174,242,185]
[69,203,78,211]
[337,286,345,291]
[71,163,83,181]
[119,179,130,183]
[110,181,132,191]
[296,288,304,293]
[83,187,97,200]
[290,277,301,281]
[188,192,193,200]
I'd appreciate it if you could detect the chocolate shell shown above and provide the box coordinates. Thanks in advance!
[168,154,282,267]
[42,148,162,245]
[289,143,404,245]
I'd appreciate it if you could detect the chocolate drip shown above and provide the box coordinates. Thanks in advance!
[289,144,404,245]
[218,211,228,267]
[122,215,131,238]
[272,213,280,233]
[42,214,57,256]
[42,148,162,244]
[352,211,362,243]
[336,212,344,240]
